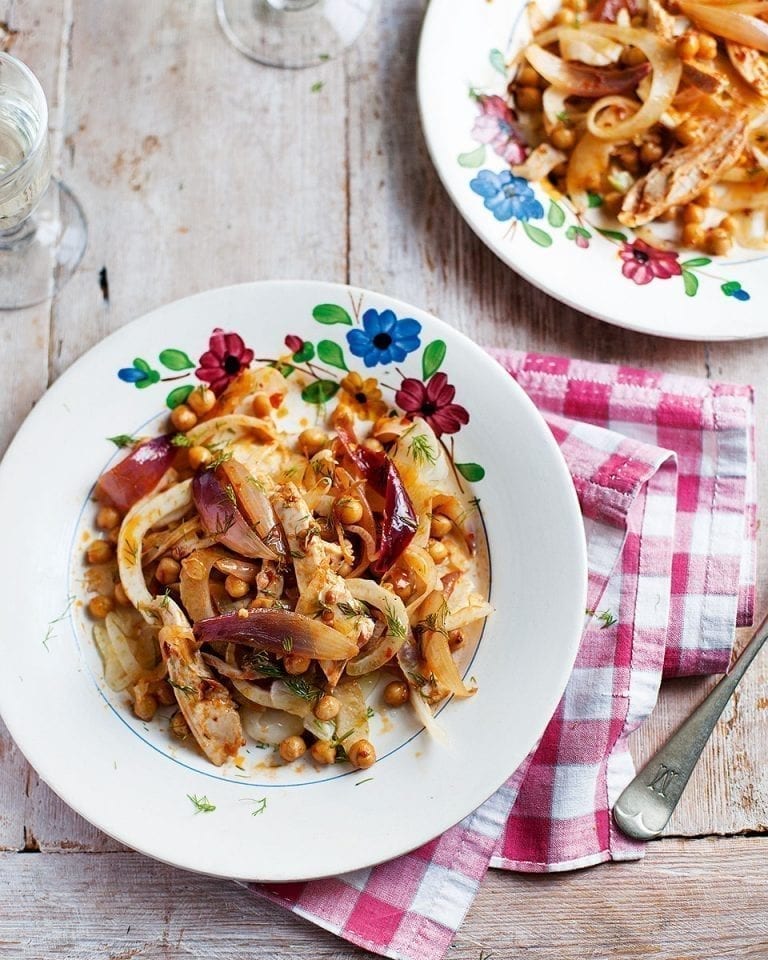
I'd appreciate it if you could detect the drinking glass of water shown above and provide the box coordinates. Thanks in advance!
[216,0,374,68]
[0,52,86,310]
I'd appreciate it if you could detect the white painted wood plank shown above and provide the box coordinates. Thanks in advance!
[0,840,765,958]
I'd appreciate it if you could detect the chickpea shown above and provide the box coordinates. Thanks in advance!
[697,33,718,60]
[659,205,681,223]
[96,505,120,530]
[310,739,337,765]
[86,539,113,564]
[170,710,190,740]
[515,86,542,112]
[429,513,452,539]
[156,556,181,586]
[153,679,176,707]
[720,216,736,236]
[682,223,706,248]
[314,694,341,721]
[187,387,216,416]
[188,445,212,470]
[133,691,157,722]
[170,404,197,431]
[603,191,624,216]
[279,735,307,762]
[114,582,130,606]
[347,739,376,770]
[107,526,121,545]
[321,607,335,624]
[88,594,114,619]
[682,203,705,225]
[553,8,576,25]
[675,118,701,146]
[362,437,384,454]
[284,653,311,675]
[298,427,328,456]
[224,574,249,599]
[697,188,715,208]
[249,596,275,610]
[251,392,272,418]
[335,496,363,526]
[449,629,465,651]
[640,141,664,165]
[517,65,544,88]
[383,680,409,707]
[706,227,733,256]
[621,46,646,67]
[428,539,448,563]
[550,124,575,151]
[615,144,639,174]
[676,31,700,60]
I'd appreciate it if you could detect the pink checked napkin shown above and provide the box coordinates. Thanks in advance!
[249,350,756,959]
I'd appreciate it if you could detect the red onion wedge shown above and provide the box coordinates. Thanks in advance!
[193,609,358,660]
[192,467,280,561]
[97,434,175,512]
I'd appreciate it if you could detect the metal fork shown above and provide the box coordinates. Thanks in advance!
[613,613,768,840]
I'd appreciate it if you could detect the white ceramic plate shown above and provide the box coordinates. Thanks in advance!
[418,0,767,341]
[0,281,586,882]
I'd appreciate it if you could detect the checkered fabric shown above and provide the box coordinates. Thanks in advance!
[249,350,756,959]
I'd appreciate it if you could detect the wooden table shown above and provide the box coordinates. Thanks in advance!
[1,2,766,956]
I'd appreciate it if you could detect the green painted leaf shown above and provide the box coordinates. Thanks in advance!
[292,342,316,363]
[587,192,603,208]
[422,340,447,380]
[136,370,160,389]
[489,48,507,76]
[159,348,195,371]
[133,357,152,373]
[566,225,591,240]
[682,270,699,297]
[596,228,627,242]
[458,145,486,168]
[317,340,348,371]
[166,384,194,409]
[456,462,486,482]
[301,380,340,405]
[680,257,712,269]
[522,222,553,247]
[312,303,353,326]
[547,201,565,228]
[721,280,741,296]
[107,434,135,448]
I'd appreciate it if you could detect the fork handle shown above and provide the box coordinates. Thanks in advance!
[613,613,768,841]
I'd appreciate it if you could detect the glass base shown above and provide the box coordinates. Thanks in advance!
[216,0,374,68]
[0,178,87,310]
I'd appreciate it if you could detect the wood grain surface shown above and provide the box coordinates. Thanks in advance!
[0,0,766,956]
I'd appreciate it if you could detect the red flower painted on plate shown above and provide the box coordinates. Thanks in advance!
[619,239,682,285]
[284,334,304,354]
[395,373,470,437]
[196,328,255,395]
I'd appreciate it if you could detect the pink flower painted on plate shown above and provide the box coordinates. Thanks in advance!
[471,94,527,165]
[619,239,682,285]
[285,334,304,354]
[196,328,255,395]
[395,372,469,437]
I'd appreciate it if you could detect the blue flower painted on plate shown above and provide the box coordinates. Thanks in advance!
[347,309,422,368]
[469,169,544,222]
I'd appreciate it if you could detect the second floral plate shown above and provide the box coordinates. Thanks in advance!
[417,0,768,341]
[0,281,587,882]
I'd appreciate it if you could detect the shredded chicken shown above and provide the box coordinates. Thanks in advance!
[727,41,768,99]
[619,114,747,226]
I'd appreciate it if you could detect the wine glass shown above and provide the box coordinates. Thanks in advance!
[216,0,375,69]
[0,52,87,310]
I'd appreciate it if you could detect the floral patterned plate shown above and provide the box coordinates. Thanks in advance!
[418,0,768,341]
[0,281,586,882]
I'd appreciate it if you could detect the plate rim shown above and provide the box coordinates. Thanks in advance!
[0,279,588,880]
[416,0,768,343]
